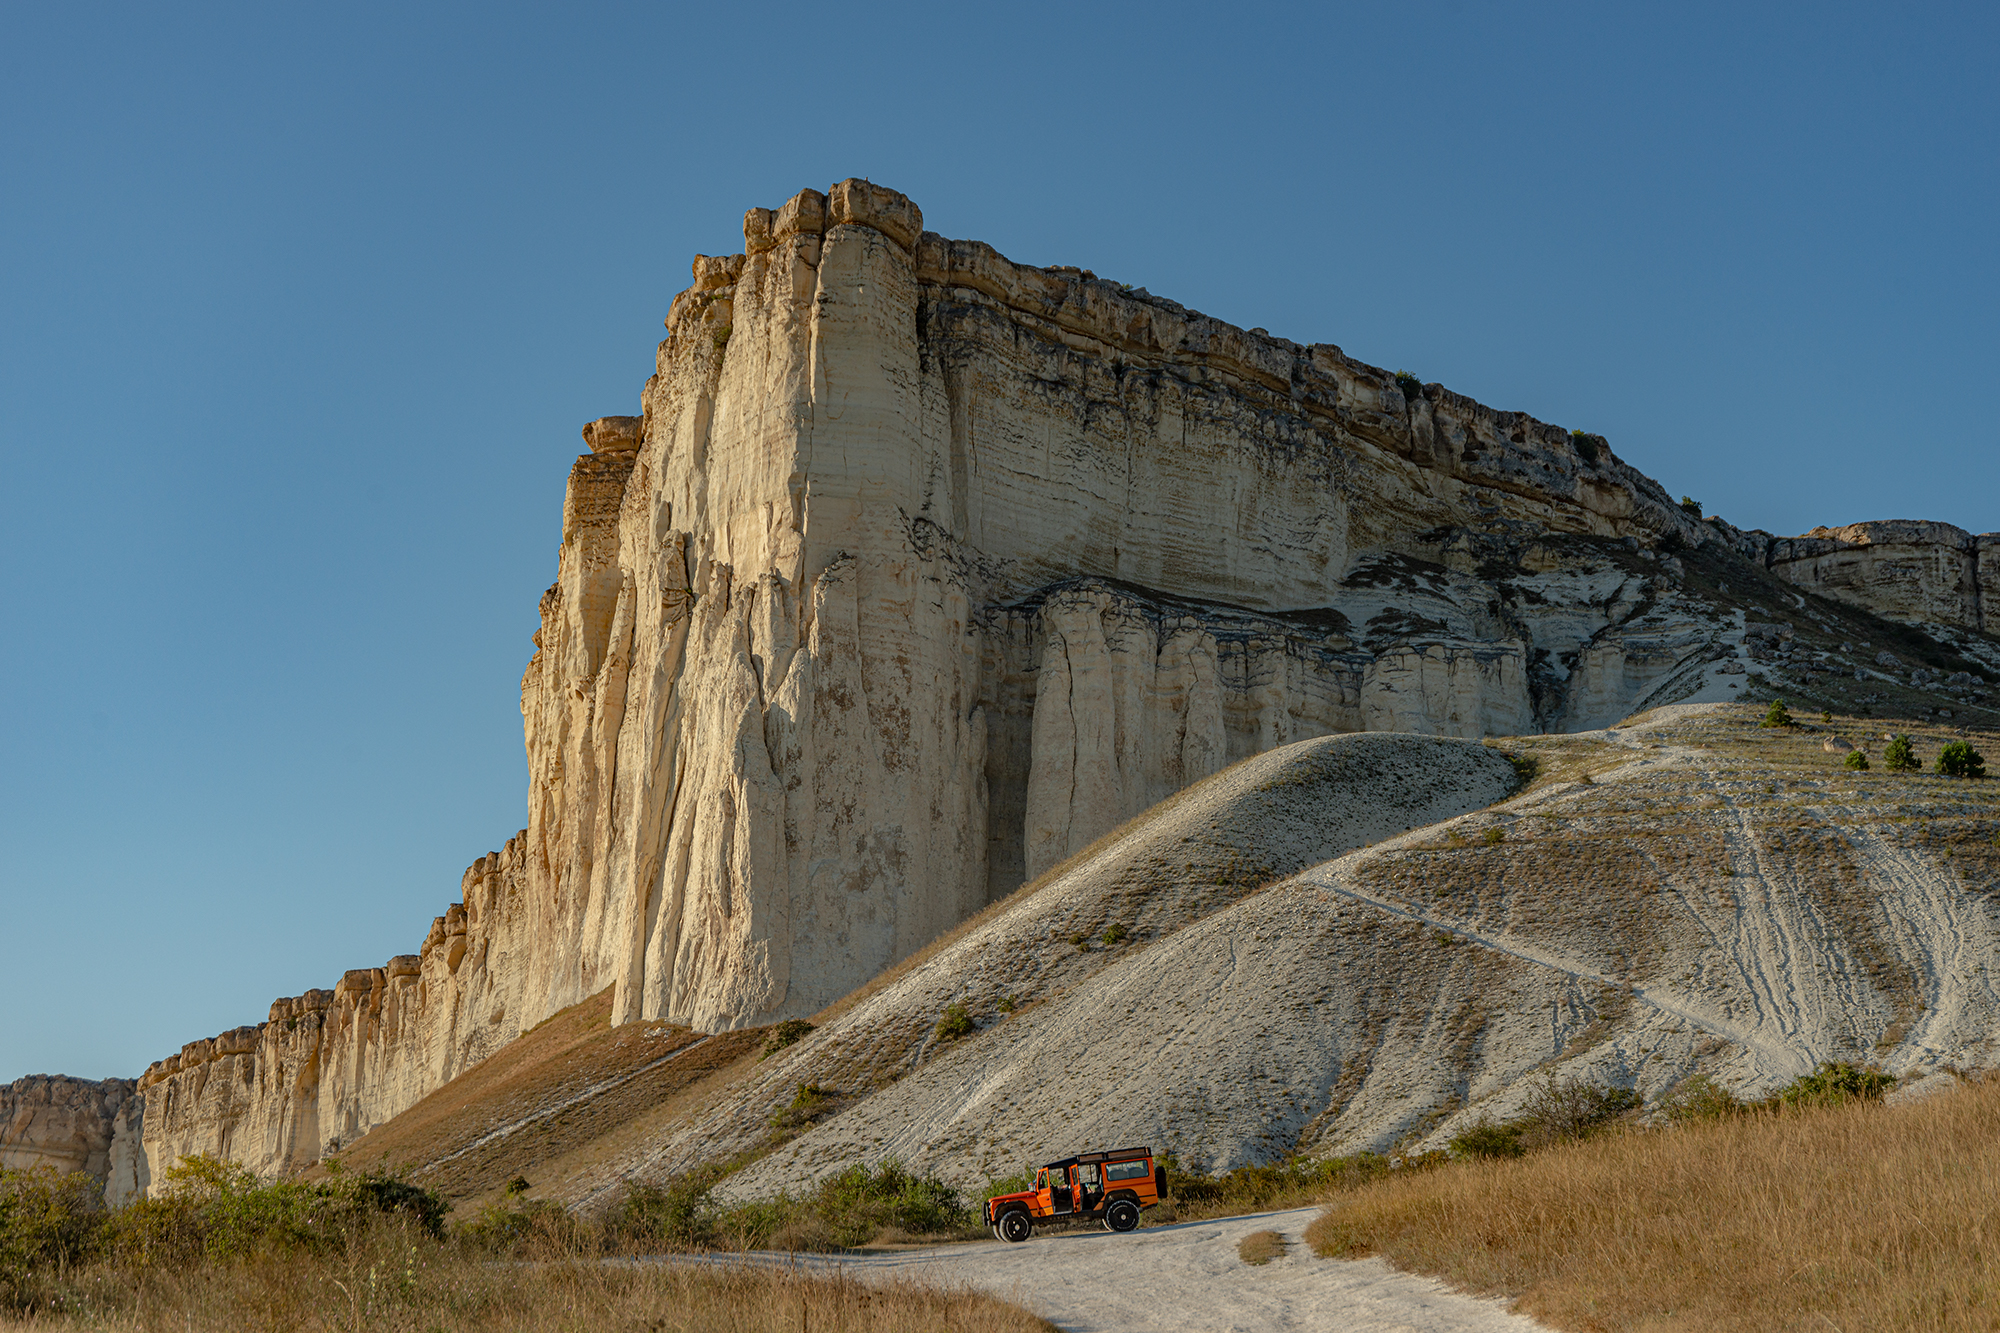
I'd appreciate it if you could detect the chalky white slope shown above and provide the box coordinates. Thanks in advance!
[576,705,2000,1203]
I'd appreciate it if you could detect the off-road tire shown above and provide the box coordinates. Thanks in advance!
[1105,1199,1141,1233]
[998,1210,1034,1244]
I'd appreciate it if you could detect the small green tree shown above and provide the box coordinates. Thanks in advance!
[1936,740,1987,779]
[1843,749,1870,771]
[1760,699,1794,728]
[1884,734,1920,772]
[1680,496,1703,517]
[1394,370,1423,399]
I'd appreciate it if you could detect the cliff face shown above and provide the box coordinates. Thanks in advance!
[138,179,1982,1188]
[1754,520,2000,635]
[0,1075,147,1206]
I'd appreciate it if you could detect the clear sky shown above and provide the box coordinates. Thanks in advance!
[3,2,1995,1083]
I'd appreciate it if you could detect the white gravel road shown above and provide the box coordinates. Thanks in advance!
[688,1207,1546,1332]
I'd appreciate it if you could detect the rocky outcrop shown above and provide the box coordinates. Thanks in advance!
[139,179,1945,1189]
[1,1075,147,1206]
[1729,519,2000,634]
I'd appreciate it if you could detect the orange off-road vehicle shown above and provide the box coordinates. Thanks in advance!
[983,1146,1163,1243]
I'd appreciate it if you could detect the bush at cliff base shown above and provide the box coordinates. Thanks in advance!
[0,1168,101,1307]
[1,1156,447,1310]
[605,1159,971,1252]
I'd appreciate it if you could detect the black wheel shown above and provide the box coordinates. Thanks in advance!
[1104,1199,1141,1233]
[998,1210,1034,1243]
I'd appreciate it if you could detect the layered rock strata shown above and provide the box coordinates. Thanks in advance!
[140,179,1979,1188]
[1723,519,2000,635]
[0,1075,147,1205]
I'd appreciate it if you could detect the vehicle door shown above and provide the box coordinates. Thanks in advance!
[1076,1162,1104,1213]
[1050,1166,1073,1215]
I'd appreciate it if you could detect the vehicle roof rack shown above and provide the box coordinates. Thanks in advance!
[1040,1146,1152,1169]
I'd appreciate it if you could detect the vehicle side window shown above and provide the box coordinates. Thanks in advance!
[1104,1159,1150,1182]
[1078,1164,1099,1187]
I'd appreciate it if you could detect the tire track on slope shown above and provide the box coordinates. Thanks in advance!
[1296,861,1802,1074]
[1845,828,2000,1069]
[1693,785,1837,1075]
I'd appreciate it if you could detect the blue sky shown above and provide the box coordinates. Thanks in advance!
[3,2,1995,1082]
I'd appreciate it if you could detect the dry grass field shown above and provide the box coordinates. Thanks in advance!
[1306,1076,2000,1332]
[1,1244,1054,1333]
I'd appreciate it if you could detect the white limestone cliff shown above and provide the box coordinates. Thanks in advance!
[0,1075,147,1206]
[139,180,1915,1187]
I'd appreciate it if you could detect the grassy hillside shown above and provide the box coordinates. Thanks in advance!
[1307,1074,2000,1332]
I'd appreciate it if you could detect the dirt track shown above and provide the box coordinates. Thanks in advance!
[673,1207,1544,1332]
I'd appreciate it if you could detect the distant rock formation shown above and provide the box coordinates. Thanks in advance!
[0,1075,147,1206]
[1760,521,2000,633]
[133,180,1995,1190]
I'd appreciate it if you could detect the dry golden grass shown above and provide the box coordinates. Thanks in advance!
[1306,1078,2000,1332]
[7,1237,1053,1333]
[1236,1229,1286,1266]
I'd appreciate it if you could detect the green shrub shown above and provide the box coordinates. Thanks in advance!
[1760,699,1794,728]
[1935,740,1986,779]
[996,994,1017,1014]
[1658,1075,1745,1123]
[760,1018,815,1059]
[1771,1062,1895,1109]
[1680,496,1703,517]
[0,1167,101,1309]
[1569,431,1600,464]
[1394,370,1424,399]
[1884,734,1920,772]
[1101,923,1127,946]
[934,1003,975,1042]
[1449,1075,1639,1161]
[768,1083,842,1132]
[807,1161,970,1245]
[85,1155,445,1275]
[1515,1074,1641,1147]
[1068,932,1091,952]
[1449,1120,1525,1159]
[1844,749,1870,771]
[1483,826,1505,845]
[1164,1153,1396,1210]
[612,1170,725,1251]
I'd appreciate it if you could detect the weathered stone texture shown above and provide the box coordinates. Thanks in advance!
[0,1075,147,1206]
[1763,520,2000,633]
[138,180,1797,1188]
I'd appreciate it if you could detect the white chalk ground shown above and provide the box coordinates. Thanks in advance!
[671,1208,1547,1333]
